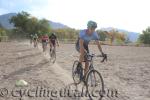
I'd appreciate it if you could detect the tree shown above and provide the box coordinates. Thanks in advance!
[139,27,150,44]
[105,29,116,45]
[96,30,107,41]
[37,19,51,35]
[52,28,78,40]
[0,23,3,29]
[25,17,39,34]
[9,11,30,33]
[9,11,51,37]
[0,23,6,37]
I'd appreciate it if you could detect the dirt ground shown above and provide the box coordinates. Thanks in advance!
[0,40,150,100]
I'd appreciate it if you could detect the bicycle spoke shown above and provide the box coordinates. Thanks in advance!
[72,61,82,84]
[50,49,56,63]
[86,70,104,100]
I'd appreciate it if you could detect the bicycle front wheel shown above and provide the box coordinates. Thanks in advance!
[50,49,56,63]
[72,60,82,84]
[42,42,47,52]
[86,70,104,100]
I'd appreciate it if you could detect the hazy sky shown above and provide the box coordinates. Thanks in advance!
[0,0,150,33]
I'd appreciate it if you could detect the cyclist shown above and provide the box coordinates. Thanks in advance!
[41,34,49,52]
[76,20,105,79]
[49,33,59,52]
[33,33,38,48]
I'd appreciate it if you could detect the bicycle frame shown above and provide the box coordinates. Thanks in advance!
[85,53,107,73]
[85,54,96,71]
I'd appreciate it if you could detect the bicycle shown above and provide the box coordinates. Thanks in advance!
[42,41,48,53]
[49,46,56,63]
[33,39,38,48]
[72,53,107,100]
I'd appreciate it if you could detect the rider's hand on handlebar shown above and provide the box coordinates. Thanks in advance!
[101,52,107,62]
[101,52,105,57]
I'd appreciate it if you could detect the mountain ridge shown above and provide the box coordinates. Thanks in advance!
[101,27,140,42]
[0,13,140,42]
[0,13,69,29]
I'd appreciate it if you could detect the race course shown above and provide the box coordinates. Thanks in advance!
[0,40,150,100]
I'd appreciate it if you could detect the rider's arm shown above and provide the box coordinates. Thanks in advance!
[56,38,59,46]
[47,36,50,42]
[96,40,104,55]
[94,32,104,55]
[49,39,52,46]
[79,38,85,63]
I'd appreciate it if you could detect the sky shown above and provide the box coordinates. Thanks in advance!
[0,0,150,33]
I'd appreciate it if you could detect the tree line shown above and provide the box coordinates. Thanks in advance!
[0,11,150,45]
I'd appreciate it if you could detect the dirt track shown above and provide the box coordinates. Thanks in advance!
[0,41,150,100]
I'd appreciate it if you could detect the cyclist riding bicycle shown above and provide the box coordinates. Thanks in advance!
[76,20,105,79]
[33,33,38,40]
[41,34,49,52]
[33,33,38,47]
[49,33,59,52]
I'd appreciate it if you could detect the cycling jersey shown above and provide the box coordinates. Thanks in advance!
[33,34,38,40]
[79,29,99,44]
[49,34,57,45]
[41,35,49,42]
[76,29,100,52]
[30,34,33,39]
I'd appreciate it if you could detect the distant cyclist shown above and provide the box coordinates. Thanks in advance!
[76,20,105,79]
[41,34,49,52]
[49,33,59,52]
[33,34,38,48]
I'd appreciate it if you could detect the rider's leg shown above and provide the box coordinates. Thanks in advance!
[43,42,47,54]
[50,44,52,52]
[84,60,89,76]
[34,40,36,47]
[83,44,89,77]
[53,42,56,52]
[50,41,53,52]
[42,42,45,52]
[45,42,47,52]
[36,39,38,48]
[33,40,36,47]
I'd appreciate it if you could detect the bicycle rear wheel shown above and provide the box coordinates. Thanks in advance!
[34,41,37,48]
[86,70,104,100]
[72,60,83,84]
[50,49,56,63]
[42,42,47,52]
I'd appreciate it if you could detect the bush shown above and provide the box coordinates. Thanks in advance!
[139,27,150,44]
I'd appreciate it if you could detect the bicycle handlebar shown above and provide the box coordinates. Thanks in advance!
[87,53,107,62]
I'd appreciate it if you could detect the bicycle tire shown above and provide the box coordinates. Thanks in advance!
[50,49,56,63]
[43,42,47,52]
[86,70,104,100]
[72,60,83,84]
[34,42,37,48]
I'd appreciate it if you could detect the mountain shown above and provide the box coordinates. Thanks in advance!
[0,13,139,42]
[101,27,140,42]
[117,29,140,42]
[0,13,68,29]
[49,21,69,29]
[0,13,16,29]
